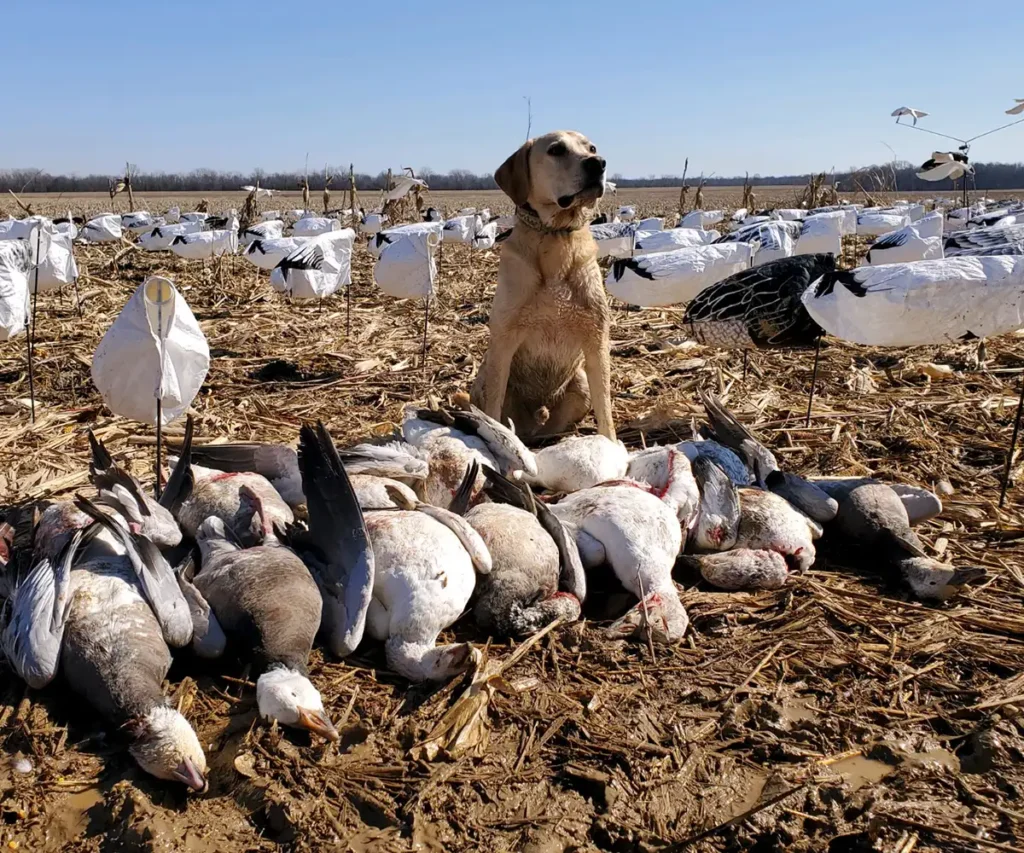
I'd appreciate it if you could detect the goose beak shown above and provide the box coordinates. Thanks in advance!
[174,757,208,793]
[296,708,339,742]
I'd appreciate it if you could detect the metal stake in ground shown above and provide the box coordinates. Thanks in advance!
[26,224,43,423]
[145,277,174,499]
[805,335,823,427]
[999,377,1024,508]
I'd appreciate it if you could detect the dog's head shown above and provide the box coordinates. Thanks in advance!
[495,130,606,227]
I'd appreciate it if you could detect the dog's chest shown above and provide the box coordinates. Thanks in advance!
[522,271,604,337]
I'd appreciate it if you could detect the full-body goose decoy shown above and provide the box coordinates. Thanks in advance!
[450,465,585,635]
[549,483,687,643]
[360,468,490,681]
[683,254,834,350]
[524,435,628,493]
[811,477,985,601]
[1,498,207,791]
[802,257,1024,346]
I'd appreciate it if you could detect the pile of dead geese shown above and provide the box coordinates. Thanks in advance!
[0,395,983,791]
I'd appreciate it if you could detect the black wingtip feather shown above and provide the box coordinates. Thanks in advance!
[160,415,194,512]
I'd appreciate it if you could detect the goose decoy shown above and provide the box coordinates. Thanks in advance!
[524,435,628,493]
[239,219,285,247]
[1,498,206,791]
[453,464,584,636]
[549,483,688,643]
[242,236,312,270]
[360,466,490,681]
[866,224,942,265]
[606,243,755,307]
[944,223,1024,256]
[683,254,834,350]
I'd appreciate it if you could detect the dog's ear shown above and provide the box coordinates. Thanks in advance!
[495,140,533,206]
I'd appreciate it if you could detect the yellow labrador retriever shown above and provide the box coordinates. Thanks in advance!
[471,130,614,440]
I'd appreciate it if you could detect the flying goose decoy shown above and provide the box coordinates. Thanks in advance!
[451,464,585,636]
[1,497,206,791]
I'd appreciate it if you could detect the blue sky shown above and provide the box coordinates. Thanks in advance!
[5,0,1022,178]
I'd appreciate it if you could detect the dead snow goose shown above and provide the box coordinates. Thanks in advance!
[734,488,821,572]
[690,456,741,551]
[1,500,207,791]
[624,445,700,524]
[451,465,584,635]
[549,484,687,643]
[680,549,789,591]
[524,434,628,493]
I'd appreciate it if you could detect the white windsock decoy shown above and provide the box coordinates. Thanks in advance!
[720,219,802,246]
[795,213,842,257]
[857,212,910,237]
[441,214,478,244]
[802,257,1024,346]
[180,212,208,224]
[169,226,238,259]
[867,224,943,265]
[0,218,38,240]
[359,212,387,235]
[292,216,340,237]
[617,205,636,222]
[633,227,719,255]
[731,208,748,222]
[373,230,439,300]
[892,106,928,125]
[164,206,181,224]
[260,210,282,222]
[92,277,210,426]
[591,222,639,259]
[138,222,203,252]
[53,215,78,240]
[79,214,122,243]
[0,240,30,341]
[636,217,664,232]
[243,236,312,270]
[270,229,354,300]
[888,203,925,222]
[751,224,795,266]
[122,212,162,233]
[679,210,725,229]
[283,209,307,225]
[368,222,443,259]
[912,211,944,239]
[34,226,78,292]
[606,242,754,306]
[239,219,285,247]
[773,209,806,221]
[1007,99,1024,116]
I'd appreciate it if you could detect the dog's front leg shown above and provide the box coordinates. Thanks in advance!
[583,335,615,440]
[475,324,527,420]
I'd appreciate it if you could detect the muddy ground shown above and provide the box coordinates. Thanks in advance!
[1,189,1023,852]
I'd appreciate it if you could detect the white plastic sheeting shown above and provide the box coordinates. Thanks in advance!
[168,228,238,259]
[373,229,439,300]
[243,236,311,270]
[79,214,122,243]
[270,229,354,300]
[802,256,1024,346]
[0,240,30,341]
[92,277,210,426]
[138,222,203,252]
[857,213,910,237]
[605,242,754,307]
[867,225,943,265]
[633,228,719,255]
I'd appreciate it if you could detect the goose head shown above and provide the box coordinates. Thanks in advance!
[899,559,986,602]
[128,706,207,792]
[691,456,740,551]
[256,667,338,741]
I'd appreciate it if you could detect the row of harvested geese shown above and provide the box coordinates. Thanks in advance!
[0,396,983,791]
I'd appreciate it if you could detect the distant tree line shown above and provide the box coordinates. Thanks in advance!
[3,161,1024,195]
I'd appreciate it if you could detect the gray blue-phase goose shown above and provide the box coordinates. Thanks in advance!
[548,482,688,643]
[451,464,584,636]
[811,477,986,601]
[683,254,833,350]
[0,496,206,791]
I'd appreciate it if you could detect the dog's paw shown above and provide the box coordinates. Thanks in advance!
[534,406,550,426]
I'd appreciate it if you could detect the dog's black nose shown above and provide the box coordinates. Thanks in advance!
[584,156,606,177]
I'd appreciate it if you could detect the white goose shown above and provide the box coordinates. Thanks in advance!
[524,435,628,493]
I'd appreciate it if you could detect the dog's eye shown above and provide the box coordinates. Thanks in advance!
[589,145,597,153]
[547,142,568,157]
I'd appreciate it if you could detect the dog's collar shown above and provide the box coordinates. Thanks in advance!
[515,205,584,235]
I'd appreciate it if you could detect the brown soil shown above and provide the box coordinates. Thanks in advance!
[1,192,1023,852]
